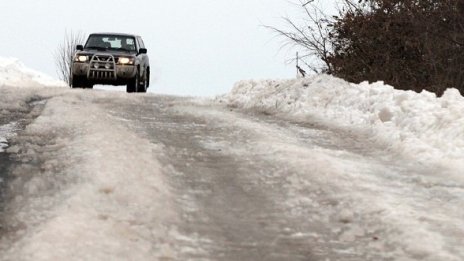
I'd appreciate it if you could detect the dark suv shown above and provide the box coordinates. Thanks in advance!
[71,33,150,93]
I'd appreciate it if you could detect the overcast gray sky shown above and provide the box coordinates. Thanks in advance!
[0,0,334,96]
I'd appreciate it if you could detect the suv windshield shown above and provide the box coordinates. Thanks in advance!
[85,35,136,52]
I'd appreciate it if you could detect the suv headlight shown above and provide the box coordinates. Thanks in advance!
[74,55,88,62]
[118,57,135,65]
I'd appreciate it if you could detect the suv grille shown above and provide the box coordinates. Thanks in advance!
[88,55,117,80]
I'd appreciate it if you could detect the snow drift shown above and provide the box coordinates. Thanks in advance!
[0,57,65,152]
[0,57,65,88]
[220,75,464,174]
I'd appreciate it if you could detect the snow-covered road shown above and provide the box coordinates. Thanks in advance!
[0,87,463,260]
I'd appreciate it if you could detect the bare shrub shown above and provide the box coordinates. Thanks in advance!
[54,31,86,86]
[265,0,334,74]
[271,0,464,96]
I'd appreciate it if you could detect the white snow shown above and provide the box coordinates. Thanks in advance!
[213,75,464,260]
[220,75,464,175]
[0,89,180,260]
[187,99,464,260]
[2,57,464,260]
[0,57,179,259]
[0,56,65,152]
[0,57,65,88]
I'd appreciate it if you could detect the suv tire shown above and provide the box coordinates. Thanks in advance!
[71,75,83,88]
[126,71,139,93]
[138,71,148,93]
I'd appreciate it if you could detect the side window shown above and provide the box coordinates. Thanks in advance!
[137,37,145,49]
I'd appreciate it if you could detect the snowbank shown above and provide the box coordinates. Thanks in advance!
[0,57,65,152]
[220,75,464,173]
[0,57,65,88]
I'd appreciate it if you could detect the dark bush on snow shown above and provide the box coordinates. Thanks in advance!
[272,0,464,96]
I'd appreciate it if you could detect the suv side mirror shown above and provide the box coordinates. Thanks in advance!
[139,48,147,54]
[76,45,84,51]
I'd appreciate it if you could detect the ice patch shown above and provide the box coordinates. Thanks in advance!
[0,122,20,152]
[0,137,7,152]
[0,89,177,260]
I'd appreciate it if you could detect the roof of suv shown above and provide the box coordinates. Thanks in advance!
[90,32,141,38]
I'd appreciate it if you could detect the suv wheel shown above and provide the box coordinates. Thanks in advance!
[126,71,140,93]
[138,72,148,93]
[72,75,85,88]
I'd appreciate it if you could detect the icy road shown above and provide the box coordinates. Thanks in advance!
[0,86,463,261]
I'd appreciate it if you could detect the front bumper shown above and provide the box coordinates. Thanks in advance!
[72,54,136,83]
